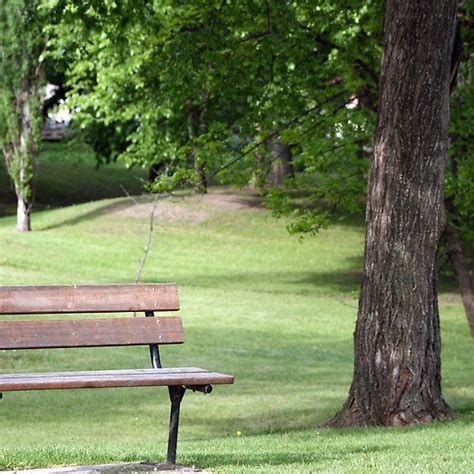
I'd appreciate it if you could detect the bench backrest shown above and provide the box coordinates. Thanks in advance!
[0,284,183,351]
[0,284,179,314]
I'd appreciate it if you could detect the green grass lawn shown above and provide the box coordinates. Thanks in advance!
[0,150,473,472]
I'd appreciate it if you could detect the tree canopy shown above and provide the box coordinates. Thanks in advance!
[45,1,472,239]
[46,0,382,222]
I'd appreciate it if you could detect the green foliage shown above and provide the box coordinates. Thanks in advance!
[44,1,381,215]
[271,102,373,233]
[43,0,472,242]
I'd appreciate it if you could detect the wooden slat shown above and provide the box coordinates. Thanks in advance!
[0,317,184,349]
[0,368,234,391]
[0,368,208,379]
[0,284,179,315]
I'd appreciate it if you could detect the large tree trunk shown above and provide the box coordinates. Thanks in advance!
[330,0,458,427]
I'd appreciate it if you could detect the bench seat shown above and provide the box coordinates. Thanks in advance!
[0,368,234,391]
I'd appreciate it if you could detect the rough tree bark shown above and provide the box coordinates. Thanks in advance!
[330,0,458,426]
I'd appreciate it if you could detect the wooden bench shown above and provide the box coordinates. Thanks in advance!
[0,284,234,465]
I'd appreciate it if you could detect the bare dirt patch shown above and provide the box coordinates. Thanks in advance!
[114,188,264,223]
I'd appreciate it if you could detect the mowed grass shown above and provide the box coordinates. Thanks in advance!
[0,152,473,472]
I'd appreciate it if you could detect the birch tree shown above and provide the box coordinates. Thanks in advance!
[0,0,45,231]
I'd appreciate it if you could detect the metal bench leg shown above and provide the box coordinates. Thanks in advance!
[167,386,186,465]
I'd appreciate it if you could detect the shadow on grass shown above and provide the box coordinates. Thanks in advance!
[139,256,463,299]
[38,194,184,230]
[453,404,474,416]
[143,263,364,296]
[0,158,146,218]
[188,445,392,470]
[40,199,135,231]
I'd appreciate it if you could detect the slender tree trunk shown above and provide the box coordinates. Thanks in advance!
[148,162,167,183]
[0,1,43,232]
[3,91,36,232]
[251,125,268,191]
[445,225,474,337]
[15,148,32,233]
[16,92,34,232]
[444,24,474,337]
[196,91,210,193]
[187,100,208,194]
[16,189,31,232]
[268,139,294,187]
[330,0,458,427]
[444,199,474,338]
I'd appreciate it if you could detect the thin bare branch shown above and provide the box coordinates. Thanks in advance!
[135,193,160,284]
[120,184,141,206]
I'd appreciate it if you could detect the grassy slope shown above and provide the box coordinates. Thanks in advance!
[0,146,473,472]
[0,141,146,217]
